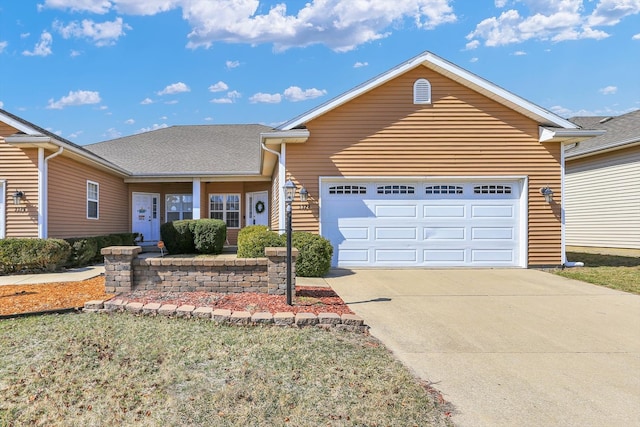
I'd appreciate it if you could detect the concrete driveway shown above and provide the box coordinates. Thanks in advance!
[323,269,640,427]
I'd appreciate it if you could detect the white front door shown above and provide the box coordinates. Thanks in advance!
[132,192,160,243]
[321,179,524,268]
[246,191,269,226]
[0,180,5,238]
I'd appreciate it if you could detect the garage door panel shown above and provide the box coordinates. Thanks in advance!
[424,205,466,218]
[321,179,522,267]
[424,227,466,240]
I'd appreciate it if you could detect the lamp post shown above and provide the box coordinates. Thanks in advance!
[283,179,297,306]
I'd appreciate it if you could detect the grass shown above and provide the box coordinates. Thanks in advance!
[555,252,640,295]
[0,313,452,426]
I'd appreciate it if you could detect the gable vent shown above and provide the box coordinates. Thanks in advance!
[413,78,431,104]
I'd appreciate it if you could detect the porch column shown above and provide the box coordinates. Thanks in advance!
[192,178,201,219]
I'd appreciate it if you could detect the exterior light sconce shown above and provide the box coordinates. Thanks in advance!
[299,186,308,209]
[540,186,554,203]
[12,190,25,206]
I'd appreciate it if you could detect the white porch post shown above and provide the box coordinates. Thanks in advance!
[37,148,45,238]
[192,178,201,219]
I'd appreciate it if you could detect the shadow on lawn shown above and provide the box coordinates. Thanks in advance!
[566,252,640,267]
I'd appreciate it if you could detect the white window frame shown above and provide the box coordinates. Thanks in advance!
[209,193,241,229]
[165,194,193,222]
[87,180,99,220]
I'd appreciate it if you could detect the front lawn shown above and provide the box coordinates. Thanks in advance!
[555,252,640,295]
[0,313,452,426]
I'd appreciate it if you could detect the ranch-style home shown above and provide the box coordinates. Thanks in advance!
[0,51,603,268]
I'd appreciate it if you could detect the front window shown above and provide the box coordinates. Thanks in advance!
[165,194,193,222]
[87,181,99,219]
[209,194,240,228]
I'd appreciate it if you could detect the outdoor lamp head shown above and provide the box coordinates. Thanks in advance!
[283,180,297,203]
[299,186,308,203]
[12,190,24,206]
[540,186,553,203]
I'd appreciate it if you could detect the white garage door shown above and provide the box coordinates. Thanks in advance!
[320,179,524,267]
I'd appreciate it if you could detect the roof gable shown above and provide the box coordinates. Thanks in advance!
[279,51,578,131]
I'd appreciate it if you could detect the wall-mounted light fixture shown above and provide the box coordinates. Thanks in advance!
[12,190,25,206]
[540,186,554,203]
[299,186,308,203]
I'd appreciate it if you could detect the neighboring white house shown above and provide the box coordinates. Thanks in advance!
[565,109,640,249]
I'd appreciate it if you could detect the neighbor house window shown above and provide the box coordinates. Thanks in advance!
[87,181,99,219]
[209,194,240,228]
[165,194,193,222]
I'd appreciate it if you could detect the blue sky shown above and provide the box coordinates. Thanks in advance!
[1,0,639,145]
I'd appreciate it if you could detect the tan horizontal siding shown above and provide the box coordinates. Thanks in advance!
[565,146,640,249]
[0,127,39,237]
[286,66,562,266]
[47,155,129,238]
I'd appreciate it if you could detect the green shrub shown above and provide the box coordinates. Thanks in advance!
[237,227,285,258]
[65,238,99,267]
[236,227,334,277]
[292,232,333,277]
[0,238,71,274]
[192,219,227,254]
[160,220,195,254]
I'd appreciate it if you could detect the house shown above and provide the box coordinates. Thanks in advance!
[565,109,640,250]
[0,51,602,268]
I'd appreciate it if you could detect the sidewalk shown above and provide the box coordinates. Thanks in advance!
[0,265,105,286]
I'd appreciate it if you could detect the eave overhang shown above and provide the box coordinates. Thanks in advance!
[539,127,606,144]
[260,129,310,145]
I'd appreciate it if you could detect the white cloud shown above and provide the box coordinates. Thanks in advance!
[599,85,618,95]
[54,17,131,46]
[0,41,8,53]
[209,81,229,92]
[164,100,179,105]
[513,50,526,55]
[249,92,282,104]
[354,61,368,68]
[495,0,508,7]
[588,0,640,26]
[104,127,122,139]
[283,86,327,102]
[470,57,479,63]
[466,0,621,48]
[226,60,240,69]
[70,49,82,57]
[140,97,154,105]
[0,101,3,108]
[23,31,53,56]
[182,0,456,52]
[40,0,459,52]
[20,33,30,39]
[46,90,101,109]
[211,90,241,104]
[137,123,169,134]
[632,33,640,40]
[157,82,190,95]
[125,118,135,124]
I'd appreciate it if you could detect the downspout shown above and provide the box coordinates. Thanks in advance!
[39,147,64,238]
[260,141,285,232]
[560,142,584,269]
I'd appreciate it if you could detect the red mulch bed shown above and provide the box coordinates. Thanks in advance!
[1,276,353,316]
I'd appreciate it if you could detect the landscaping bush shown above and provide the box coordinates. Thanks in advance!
[160,219,228,255]
[192,219,226,254]
[64,233,137,267]
[160,220,195,254]
[236,226,334,277]
[0,238,71,275]
[292,232,333,277]
[237,226,285,258]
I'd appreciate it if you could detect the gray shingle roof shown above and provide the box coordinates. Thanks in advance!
[85,124,274,176]
[567,109,640,158]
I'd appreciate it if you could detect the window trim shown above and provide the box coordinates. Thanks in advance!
[87,180,99,220]
[209,193,241,229]
[165,194,193,222]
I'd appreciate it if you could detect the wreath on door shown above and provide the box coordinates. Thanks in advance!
[255,200,265,214]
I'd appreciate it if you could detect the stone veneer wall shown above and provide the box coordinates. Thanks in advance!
[101,246,298,295]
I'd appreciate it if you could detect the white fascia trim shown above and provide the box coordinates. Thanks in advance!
[280,51,578,131]
[261,130,310,142]
[539,127,606,143]
[0,113,40,135]
[319,175,529,182]
[565,139,640,160]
